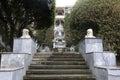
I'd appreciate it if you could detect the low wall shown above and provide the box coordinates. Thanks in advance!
[86,52,116,74]
[0,67,24,80]
[95,66,120,80]
[0,52,31,75]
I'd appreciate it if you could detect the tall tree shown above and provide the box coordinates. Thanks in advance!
[65,0,120,55]
[0,0,55,51]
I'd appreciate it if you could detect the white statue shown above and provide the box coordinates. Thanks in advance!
[21,29,31,38]
[54,23,64,39]
[58,29,63,37]
[58,23,64,31]
[54,26,57,38]
[85,28,95,38]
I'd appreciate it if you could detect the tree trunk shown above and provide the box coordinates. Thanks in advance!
[6,25,15,52]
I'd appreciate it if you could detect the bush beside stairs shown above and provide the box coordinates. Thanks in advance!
[24,52,96,80]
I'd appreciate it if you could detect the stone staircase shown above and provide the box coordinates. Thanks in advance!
[24,52,96,80]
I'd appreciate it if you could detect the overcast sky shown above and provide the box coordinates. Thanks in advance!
[56,0,77,7]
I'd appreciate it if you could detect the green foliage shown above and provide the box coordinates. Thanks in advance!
[35,26,54,49]
[45,26,54,48]
[65,0,120,54]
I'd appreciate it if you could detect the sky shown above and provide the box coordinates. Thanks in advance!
[56,0,77,7]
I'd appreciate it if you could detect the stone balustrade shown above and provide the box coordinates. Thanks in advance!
[79,38,120,80]
[0,36,37,80]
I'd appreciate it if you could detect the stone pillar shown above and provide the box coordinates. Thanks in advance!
[79,28,103,58]
[13,29,37,70]
[13,29,36,54]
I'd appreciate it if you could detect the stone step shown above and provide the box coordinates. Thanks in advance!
[31,61,86,65]
[29,65,88,69]
[32,57,84,61]
[34,53,82,58]
[26,69,91,74]
[24,74,96,80]
[33,55,83,58]
[36,52,79,55]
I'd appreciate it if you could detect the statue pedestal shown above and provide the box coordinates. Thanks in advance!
[79,38,103,59]
[13,38,36,54]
